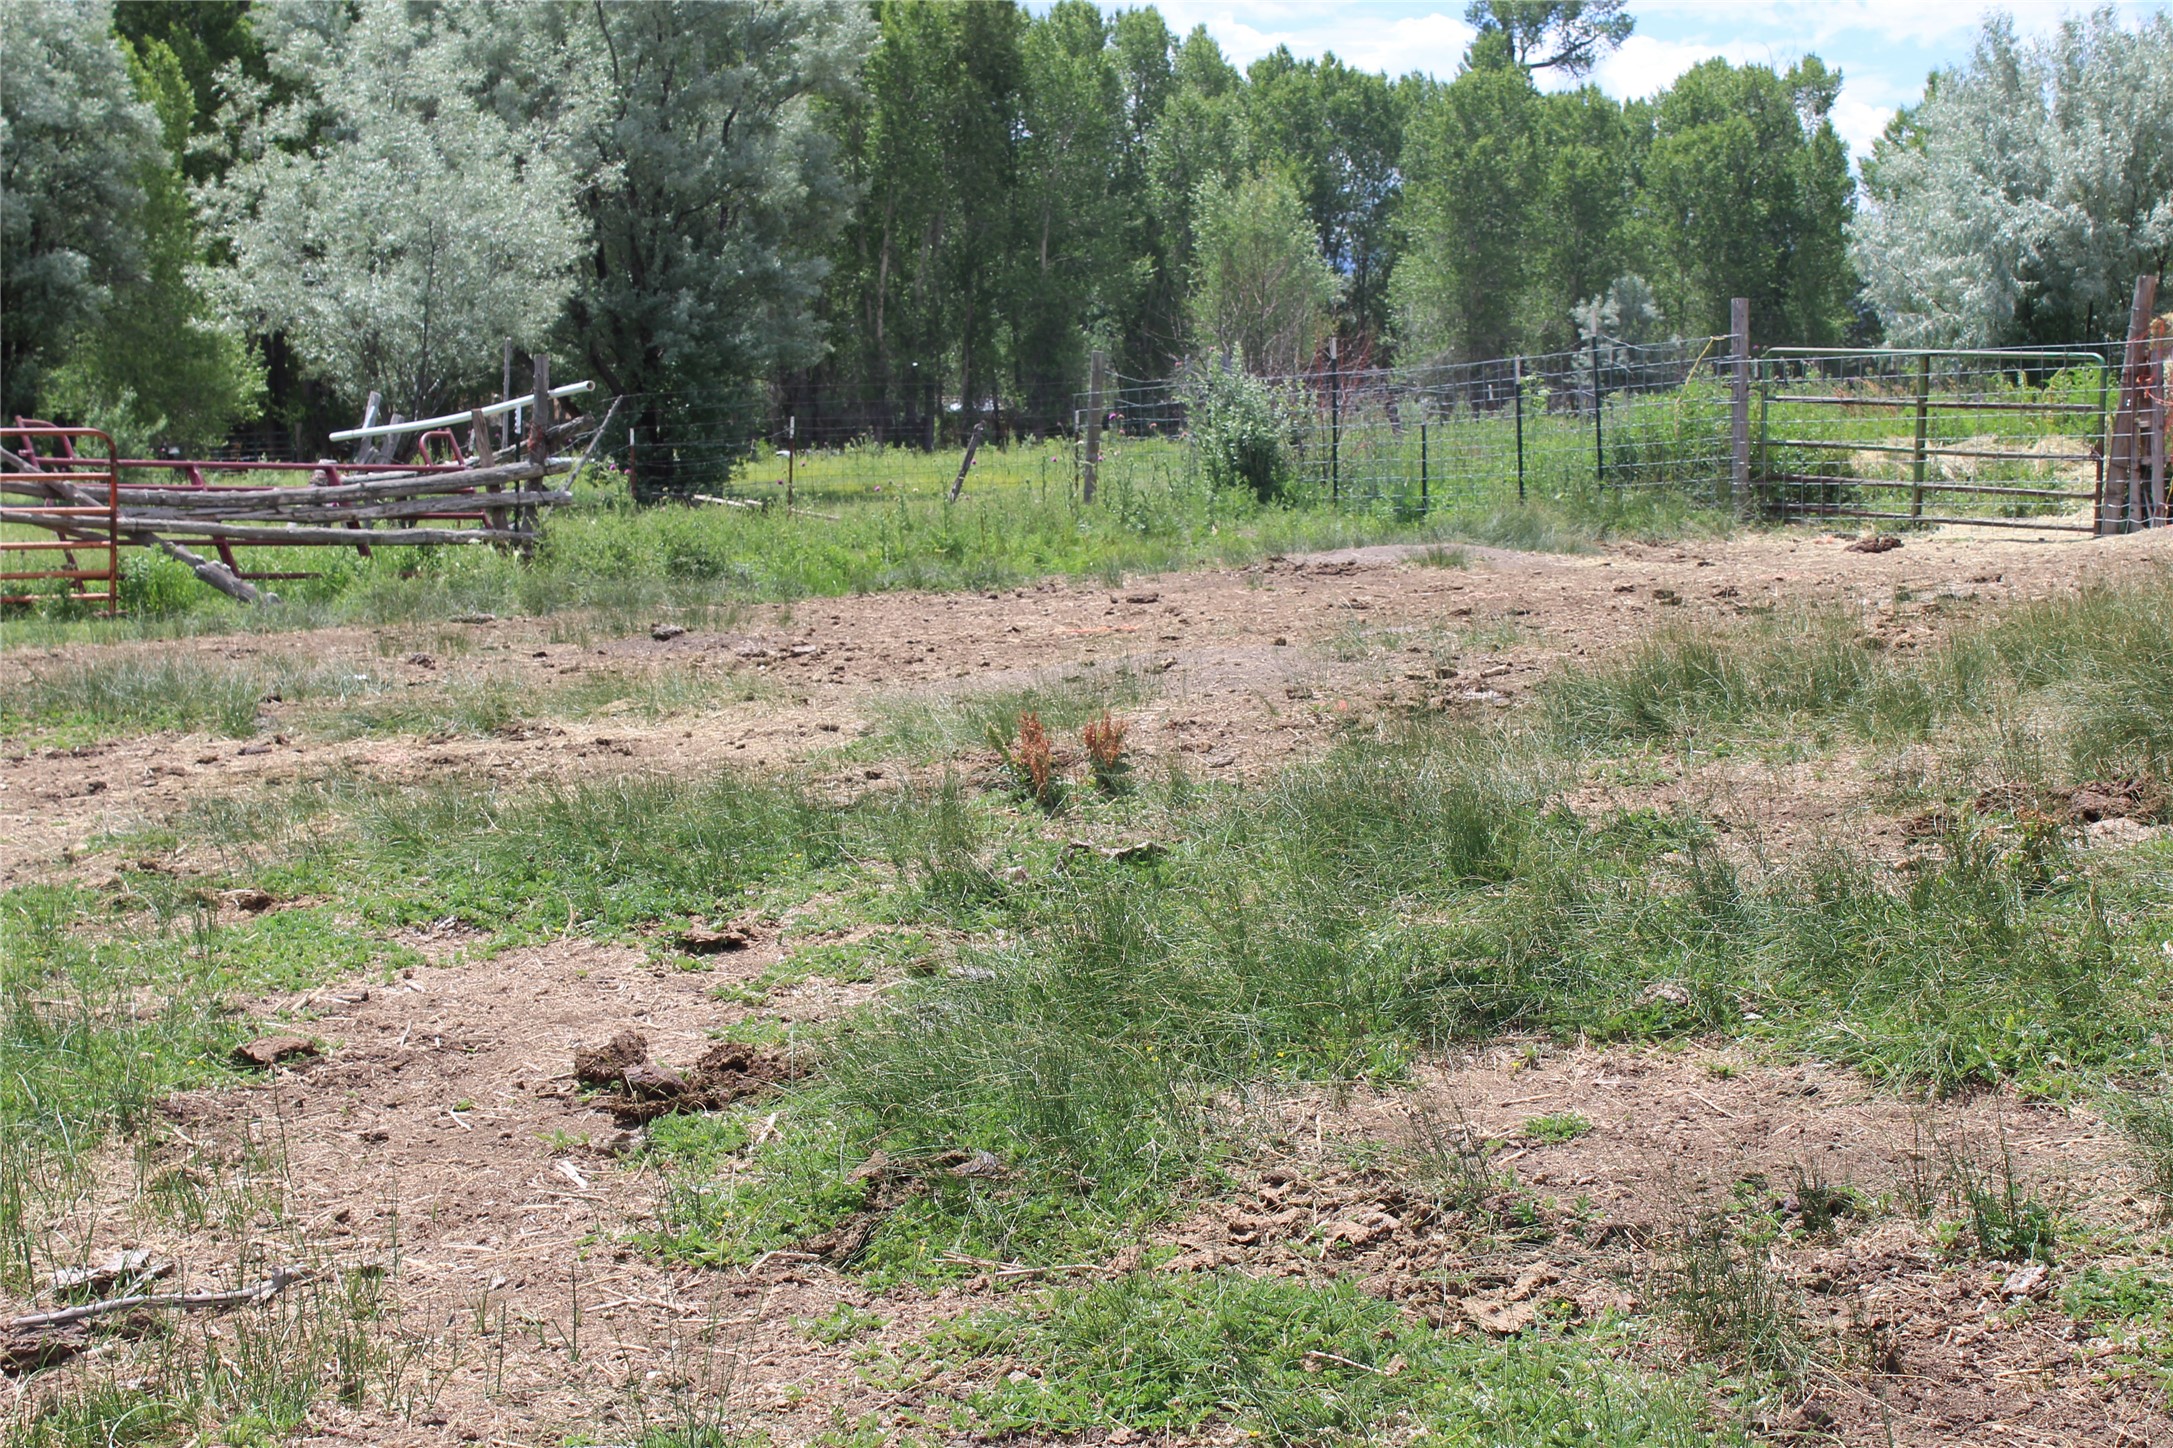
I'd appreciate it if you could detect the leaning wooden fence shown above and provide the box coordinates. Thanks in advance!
[1,358,613,612]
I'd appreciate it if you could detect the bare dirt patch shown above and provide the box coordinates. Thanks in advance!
[8,526,2170,887]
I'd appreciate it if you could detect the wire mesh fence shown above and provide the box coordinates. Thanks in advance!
[1084,338,1740,517]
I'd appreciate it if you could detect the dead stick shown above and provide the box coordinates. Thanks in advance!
[9,1267,306,1331]
[567,395,623,481]
[948,421,985,503]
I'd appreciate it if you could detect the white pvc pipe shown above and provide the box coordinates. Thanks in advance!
[330,381,596,442]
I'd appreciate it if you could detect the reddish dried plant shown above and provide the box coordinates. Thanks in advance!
[1015,710,1055,804]
[1083,710,1131,793]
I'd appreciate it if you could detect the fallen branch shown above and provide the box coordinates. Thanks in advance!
[111,488,571,526]
[8,1266,306,1332]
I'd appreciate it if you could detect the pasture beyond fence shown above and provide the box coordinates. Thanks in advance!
[1061,285,2167,537]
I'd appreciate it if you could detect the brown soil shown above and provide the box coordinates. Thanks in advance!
[6,525,2173,1445]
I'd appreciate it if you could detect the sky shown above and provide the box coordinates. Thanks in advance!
[1145,1,2171,163]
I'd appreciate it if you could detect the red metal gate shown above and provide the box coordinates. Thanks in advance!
[1,426,119,614]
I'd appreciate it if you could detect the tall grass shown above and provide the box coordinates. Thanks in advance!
[3,439,1723,647]
[1543,575,2173,781]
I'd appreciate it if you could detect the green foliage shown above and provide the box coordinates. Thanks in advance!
[1636,56,1857,344]
[1660,1220,1811,1381]
[918,1270,1730,1445]
[1186,363,1297,500]
[1188,169,1341,374]
[45,33,263,453]
[1524,1112,1593,1143]
[0,0,161,419]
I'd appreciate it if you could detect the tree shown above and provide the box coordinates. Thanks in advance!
[813,0,1017,439]
[1464,1,1632,78]
[1391,33,1545,362]
[45,35,262,453]
[1852,11,2173,346]
[554,0,872,466]
[1243,49,1407,341]
[1010,0,1129,425]
[1635,57,1856,345]
[1188,170,1340,374]
[204,0,584,421]
[0,0,159,422]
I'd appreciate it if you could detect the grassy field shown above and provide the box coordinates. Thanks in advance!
[8,547,2173,1443]
[2,428,1729,650]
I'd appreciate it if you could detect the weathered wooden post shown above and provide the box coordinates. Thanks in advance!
[2102,273,2159,534]
[786,414,796,511]
[1082,350,1107,505]
[1729,297,1751,516]
[950,421,984,503]
[1327,335,1341,505]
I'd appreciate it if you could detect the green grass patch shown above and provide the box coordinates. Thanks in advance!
[890,1270,1735,1445]
[3,442,1723,648]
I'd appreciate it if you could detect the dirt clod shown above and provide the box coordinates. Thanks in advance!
[676,923,754,954]
[232,1034,317,1068]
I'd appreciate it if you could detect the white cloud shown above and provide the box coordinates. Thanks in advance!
[1150,3,1473,73]
[1574,33,1777,98]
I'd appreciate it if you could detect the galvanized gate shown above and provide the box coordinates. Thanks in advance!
[1754,347,2110,535]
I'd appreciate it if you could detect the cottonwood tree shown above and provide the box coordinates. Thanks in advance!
[1636,56,1856,344]
[0,0,160,421]
[1188,170,1340,375]
[46,35,263,453]
[204,0,583,421]
[1853,11,2173,346]
[1464,0,1633,78]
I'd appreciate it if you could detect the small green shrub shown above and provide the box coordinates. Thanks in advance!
[1187,362,1298,503]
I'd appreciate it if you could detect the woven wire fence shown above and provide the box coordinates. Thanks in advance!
[1089,336,1738,516]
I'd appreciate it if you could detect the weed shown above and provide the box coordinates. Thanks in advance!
[1660,1216,1812,1382]
[1523,1112,1594,1144]
[1081,710,1131,795]
[989,710,1060,808]
[2108,1087,2173,1207]
[799,1302,888,1345]
[1946,1135,2059,1263]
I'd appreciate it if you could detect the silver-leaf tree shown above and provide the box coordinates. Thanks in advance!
[1852,9,2173,346]
[203,0,585,420]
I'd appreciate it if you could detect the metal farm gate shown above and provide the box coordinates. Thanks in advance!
[1,426,120,613]
[1753,347,2110,535]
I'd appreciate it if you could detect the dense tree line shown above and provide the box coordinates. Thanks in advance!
[3,1,2165,466]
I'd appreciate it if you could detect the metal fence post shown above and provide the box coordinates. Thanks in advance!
[1590,332,1605,492]
[1082,350,1106,505]
[1909,352,1930,519]
[1419,418,1429,512]
[1729,298,1750,515]
[1513,356,1526,504]
[1327,336,1341,506]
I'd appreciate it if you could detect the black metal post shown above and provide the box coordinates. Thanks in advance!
[1590,332,1605,492]
[1419,419,1429,512]
[1328,336,1341,505]
[1513,356,1526,504]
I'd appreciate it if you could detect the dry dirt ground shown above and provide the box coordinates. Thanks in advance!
[6,525,2173,1447]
